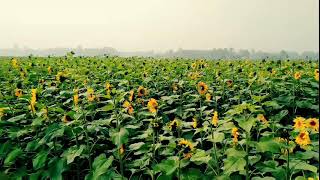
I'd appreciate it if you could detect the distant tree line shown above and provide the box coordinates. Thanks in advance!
[0,47,318,60]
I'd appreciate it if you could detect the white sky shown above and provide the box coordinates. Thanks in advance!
[0,0,318,52]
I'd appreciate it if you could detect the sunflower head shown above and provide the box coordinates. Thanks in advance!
[314,69,319,81]
[169,119,180,131]
[212,111,218,127]
[15,89,23,97]
[293,117,306,130]
[192,117,197,129]
[87,88,95,102]
[295,130,311,148]
[197,82,208,95]
[62,115,72,123]
[294,72,302,80]
[178,139,194,158]
[306,118,319,132]
[147,98,158,113]
[138,86,147,97]
[205,93,211,101]
[257,114,268,124]
[226,80,233,87]
[129,90,134,102]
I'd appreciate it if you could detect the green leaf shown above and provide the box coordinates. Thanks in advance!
[48,158,67,180]
[225,148,246,158]
[153,159,178,175]
[129,142,145,151]
[62,145,86,164]
[208,132,225,143]
[4,148,23,166]
[89,154,114,180]
[110,128,129,147]
[190,149,211,165]
[7,114,26,122]
[256,139,280,153]
[222,156,246,175]
[252,177,276,180]
[181,168,202,180]
[238,117,256,133]
[290,160,317,173]
[33,151,49,170]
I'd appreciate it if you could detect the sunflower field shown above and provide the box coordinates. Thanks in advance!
[0,56,319,180]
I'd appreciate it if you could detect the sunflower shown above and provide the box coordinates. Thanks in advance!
[231,127,239,145]
[226,80,233,87]
[276,138,295,155]
[169,119,180,131]
[62,115,72,123]
[48,66,52,74]
[73,89,79,107]
[293,117,306,130]
[178,139,194,159]
[0,108,7,119]
[192,117,197,129]
[137,86,147,97]
[197,82,208,95]
[15,89,23,97]
[257,114,268,124]
[294,72,302,80]
[191,62,197,69]
[129,90,134,102]
[147,98,158,113]
[29,89,37,113]
[306,118,319,132]
[41,107,48,119]
[205,93,211,101]
[295,130,311,148]
[172,83,179,92]
[123,100,134,115]
[105,82,112,94]
[11,58,18,69]
[211,111,218,127]
[87,88,95,102]
[315,69,319,81]
[119,144,125,155]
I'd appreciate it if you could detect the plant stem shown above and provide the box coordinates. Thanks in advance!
[245,132,250,180]
[286,140,290,180]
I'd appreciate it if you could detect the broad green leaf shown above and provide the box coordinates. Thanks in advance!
[4,148,23,166]
[153,159,178,175]
[33,151,49,169]
[110,128,129,147]
[222,156,246,175]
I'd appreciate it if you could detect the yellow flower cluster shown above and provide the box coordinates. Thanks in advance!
[211,111,218,127]
[293,117,318,148]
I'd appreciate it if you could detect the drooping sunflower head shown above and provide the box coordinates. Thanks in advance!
[147,98,158,113]
[257,114,268,124]
[87,88,95,102]
[226,80,233,87]
[178,139,194,158]
[212,111,218,127]
[15,89,23,97]
[137,86,147,97]
[295,130,311,148]
[192,117,197,129]
[105,82,112,91]
[169,118,180,131]
[62,114,72,123]
[129,90,134,102]
[294,72,302,80]
[293,117,306,130]
[306,118,319,132]
[314,69,319,81]
[48,66,52,74]
[205,93,211,101]
[197,82,208,95]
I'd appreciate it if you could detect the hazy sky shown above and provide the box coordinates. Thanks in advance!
[0,0,318,52]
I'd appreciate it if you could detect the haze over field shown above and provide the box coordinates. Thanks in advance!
[0,0,318,54]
